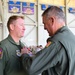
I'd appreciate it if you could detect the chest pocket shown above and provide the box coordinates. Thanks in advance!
[6,45,23,72]
[11,45,23,71]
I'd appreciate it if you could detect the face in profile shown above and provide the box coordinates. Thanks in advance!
[42,16,53,36]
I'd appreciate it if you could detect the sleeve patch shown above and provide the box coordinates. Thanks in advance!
[0,48,3,59]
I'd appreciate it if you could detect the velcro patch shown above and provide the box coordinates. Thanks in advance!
[0,48,3,59]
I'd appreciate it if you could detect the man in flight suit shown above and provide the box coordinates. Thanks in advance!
[0,15,27,75]
[21,6,75,75]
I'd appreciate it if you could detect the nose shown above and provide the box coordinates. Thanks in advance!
[23,25,25,30]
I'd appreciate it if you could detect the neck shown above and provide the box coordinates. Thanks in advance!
[10,33,20,42]
[53,23,64,36]
[57,21,65,30]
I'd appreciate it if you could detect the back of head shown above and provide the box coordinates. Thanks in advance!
[42,6,65,23]
[7,15,24,32]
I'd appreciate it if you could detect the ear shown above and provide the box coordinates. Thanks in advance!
[49,17,54,26]
[10,24,14,30]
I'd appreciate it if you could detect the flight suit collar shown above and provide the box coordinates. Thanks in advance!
[7,35,21,46]
[54,26,67,36]
[51,26,67,38]
[56,26,67,34]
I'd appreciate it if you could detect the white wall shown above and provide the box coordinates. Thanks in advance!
[67,12,75,35]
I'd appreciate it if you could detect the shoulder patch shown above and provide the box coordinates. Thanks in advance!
[45,41,52,48]
[0,48,3,59]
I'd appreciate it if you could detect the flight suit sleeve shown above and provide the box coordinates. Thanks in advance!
[21,41,62,75]
[0,45,8,75]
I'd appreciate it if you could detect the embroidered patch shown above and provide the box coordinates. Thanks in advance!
[0,48,3,59]
[16,50,21,57]
[45,41,52,48]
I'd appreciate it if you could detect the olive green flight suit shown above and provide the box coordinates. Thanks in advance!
[0,35,27,75]
[21,26,75,75]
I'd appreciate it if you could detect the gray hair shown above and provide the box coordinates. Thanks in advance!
[42,6,65,22]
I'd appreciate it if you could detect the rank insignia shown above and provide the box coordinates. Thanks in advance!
[45,41,52,48]
[0,48,3,59]
[16,50,21,57]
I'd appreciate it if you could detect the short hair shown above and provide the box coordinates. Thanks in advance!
[42,6,65,22]
[7,15,24,32]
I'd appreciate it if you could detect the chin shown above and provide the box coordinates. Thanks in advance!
[21,35,24,37]
[22,34,25,37]
[20,35,24,38]
[49,34,52,36]
[49,34,51,36]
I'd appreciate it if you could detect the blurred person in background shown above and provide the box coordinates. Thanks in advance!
[45,37,51,48]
